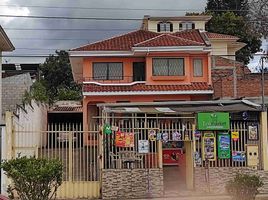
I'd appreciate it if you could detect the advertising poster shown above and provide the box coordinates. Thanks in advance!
[115,131,134,147]
[202,133,216,161]
[248,125,258,141]
[217,133,231,159]
[163,149,183,165]
[138,140,149,153]
[231,132,239,141]
[232,151,246,162]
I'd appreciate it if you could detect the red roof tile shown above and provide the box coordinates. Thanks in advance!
[172,29,207,44]
[50,106,83,112]
[83,82,212,93]
[134,34,204,47]
[205,32,239,40]
[72,30,159,51]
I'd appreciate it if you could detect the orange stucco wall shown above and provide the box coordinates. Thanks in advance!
[82,52,210,85]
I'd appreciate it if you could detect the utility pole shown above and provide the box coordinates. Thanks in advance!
[261,56,268,111]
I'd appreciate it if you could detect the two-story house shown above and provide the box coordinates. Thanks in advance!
[69,15,263,199]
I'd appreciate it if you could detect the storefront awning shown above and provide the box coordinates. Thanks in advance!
[97,100,262,114]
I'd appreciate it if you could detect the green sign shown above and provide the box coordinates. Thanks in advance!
[103,124,112,135]
[197,112,230,130]
[217,133,231,159]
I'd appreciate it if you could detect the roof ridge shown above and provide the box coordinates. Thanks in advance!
[71,29,158,51]
[133,33,167,46]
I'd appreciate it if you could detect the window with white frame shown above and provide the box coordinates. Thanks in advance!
[93,62,123,80]
[193,58,203,77]
[157,22,173,32]
[179,22,195,31]
[153,58,184,76]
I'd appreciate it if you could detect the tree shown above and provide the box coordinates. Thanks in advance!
[207,11,262,64]
[205,0,262,65]
[206,0,249,16]
[25,50,82,104]
[1,156,63,200]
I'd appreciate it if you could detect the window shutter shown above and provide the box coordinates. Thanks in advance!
[192,23,195,29]
[179,23,183,30]
[170,23,173,32]
[157,23,160,32]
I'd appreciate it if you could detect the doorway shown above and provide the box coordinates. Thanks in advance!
[133,62,145,81]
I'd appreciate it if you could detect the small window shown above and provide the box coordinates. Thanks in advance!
[193,58,203,77]
[93,62,123,80]
[153,58,184,76]
[157,22,173,32]
[179,22,195,31]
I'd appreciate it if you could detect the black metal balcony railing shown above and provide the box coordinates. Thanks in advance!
[83,76,145,83]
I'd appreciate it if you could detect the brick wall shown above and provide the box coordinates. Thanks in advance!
[212,57,268,99]
[195,167,268,194]
[102,169,163,199]
[2,73,32,113]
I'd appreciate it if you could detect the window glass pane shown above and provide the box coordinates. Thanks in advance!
[160,23,166,32]
[193,59,203,77]
[93,63,107,80]
[108,63,123,80]
[169,59,184,76]
[153,59,168,76]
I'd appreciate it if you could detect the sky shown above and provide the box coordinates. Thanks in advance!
[0,0,207,63]
[0,0,265,70]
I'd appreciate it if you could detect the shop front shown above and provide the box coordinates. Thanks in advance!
[96,100,265,199]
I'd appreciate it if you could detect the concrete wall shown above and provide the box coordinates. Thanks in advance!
[102,169,163,199]
[194,167,268,194]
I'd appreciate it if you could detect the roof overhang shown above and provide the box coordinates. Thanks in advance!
[132,46,211,52]
[97,99,262,114]
[0,26,15,51]
[83,90,214,96]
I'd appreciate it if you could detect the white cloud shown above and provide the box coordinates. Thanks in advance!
[0,0,30,25]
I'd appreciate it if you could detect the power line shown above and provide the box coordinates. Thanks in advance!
[4,28,135,31]
[0,14,267,22]
[0,4,204,12]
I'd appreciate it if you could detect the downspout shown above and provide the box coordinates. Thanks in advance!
[233,60,237,98]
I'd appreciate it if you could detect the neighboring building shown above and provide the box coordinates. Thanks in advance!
[0,25,15,124]
[2,63,40,79]
[141,15,245,60]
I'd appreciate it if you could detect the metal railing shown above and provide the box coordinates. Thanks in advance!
[83,76,145,83]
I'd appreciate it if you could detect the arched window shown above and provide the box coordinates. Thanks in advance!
[179,22,195,31]
[157,22,173,32]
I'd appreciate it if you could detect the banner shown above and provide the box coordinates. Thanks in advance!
[202,133,216,161]
[115,131,134,147]
[163,149,183,165]
[198,112,230,130]
[217,133,231,159]
[232,151,246,162]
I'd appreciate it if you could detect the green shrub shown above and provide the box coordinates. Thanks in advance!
[226,173,263,200]
[1,156,63,200]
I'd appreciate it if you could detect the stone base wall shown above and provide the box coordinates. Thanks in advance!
[194,167,268,194]
[102,169,163,199]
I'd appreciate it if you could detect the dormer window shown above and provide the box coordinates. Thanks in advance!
[157,22,173,32]
[179,22,195,31]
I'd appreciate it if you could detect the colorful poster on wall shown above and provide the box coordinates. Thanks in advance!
[232,151,246,162]
[148,130,156,141]
[248,125,258,140]
[172,131,182,141]
[115,131,134,147]
[202,133,216,161]
[138,140,149,153]
[217,133,231,159]
[231,132,239,141]
[163,149,183,165]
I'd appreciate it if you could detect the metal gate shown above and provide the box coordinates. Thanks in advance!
[4,112,101,199]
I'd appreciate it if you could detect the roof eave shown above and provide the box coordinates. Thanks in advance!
[0,26,15,51]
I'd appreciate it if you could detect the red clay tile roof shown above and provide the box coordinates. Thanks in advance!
[83,82,212,93]
[172,29,207,44]
[205,32,239,40]
[72,30,159,51]
[134,34,204,47]
[72,29,209,51]
[50,106,83,112]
